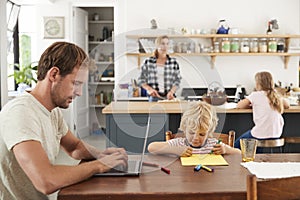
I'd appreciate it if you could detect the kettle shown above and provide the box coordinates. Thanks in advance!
[217,19,230,34]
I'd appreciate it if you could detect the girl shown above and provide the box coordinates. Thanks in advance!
[148,101,241,157]
[234,71,290,151]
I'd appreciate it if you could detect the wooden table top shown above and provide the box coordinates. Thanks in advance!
[57,154,300,200]
[102,101,300,114]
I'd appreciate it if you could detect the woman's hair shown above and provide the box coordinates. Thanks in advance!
[37,42,88,80]
[153,35,169,58]
[179,101,218,138]
[255,71,283,113]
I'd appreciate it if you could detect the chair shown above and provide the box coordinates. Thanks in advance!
[165,130,235,147]
[247,174,300,200]
[284,137,300,153]
[256,138,285,153]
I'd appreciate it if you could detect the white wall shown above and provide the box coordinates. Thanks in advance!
[20,0,300,95]
[117,0,300,95]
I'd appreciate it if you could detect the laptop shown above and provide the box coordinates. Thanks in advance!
[94,116,150,176]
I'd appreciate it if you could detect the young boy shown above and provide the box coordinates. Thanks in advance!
[148,101,241,156]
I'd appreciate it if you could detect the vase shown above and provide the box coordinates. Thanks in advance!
[17,83,30,94]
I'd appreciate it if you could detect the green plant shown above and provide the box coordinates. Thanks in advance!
[9,62,38,85]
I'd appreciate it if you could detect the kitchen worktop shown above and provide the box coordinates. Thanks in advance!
[102,101,300,114]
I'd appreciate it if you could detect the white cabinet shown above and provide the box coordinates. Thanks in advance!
[82,7,114,133]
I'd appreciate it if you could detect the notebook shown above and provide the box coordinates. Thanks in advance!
[94,116,150,176]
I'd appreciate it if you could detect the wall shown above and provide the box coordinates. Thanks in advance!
[19,0,300,95]
[117,0,300,95]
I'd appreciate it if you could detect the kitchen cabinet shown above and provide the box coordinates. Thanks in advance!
[126,34,300,68]
[82,7,114,132]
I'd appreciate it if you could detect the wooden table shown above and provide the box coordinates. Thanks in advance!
[58,154,300,200]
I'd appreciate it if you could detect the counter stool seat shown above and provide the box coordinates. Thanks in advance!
[257,138,285,153]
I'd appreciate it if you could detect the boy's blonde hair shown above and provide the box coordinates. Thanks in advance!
[179,101,218,137]
[255,71,283,113]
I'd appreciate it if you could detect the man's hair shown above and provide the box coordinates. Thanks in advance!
[179,101,218,137]
[37,42,88,80]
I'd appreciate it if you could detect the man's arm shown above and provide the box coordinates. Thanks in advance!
[13,139,127,195]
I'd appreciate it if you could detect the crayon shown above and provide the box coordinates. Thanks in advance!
[201,165,214,172]
[161,167,171,174]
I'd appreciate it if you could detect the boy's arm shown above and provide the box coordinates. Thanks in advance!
[148,141,192,156]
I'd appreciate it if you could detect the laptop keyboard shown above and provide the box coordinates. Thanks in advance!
[111,160,138,172]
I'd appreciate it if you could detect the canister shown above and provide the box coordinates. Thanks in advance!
[268,38,277,53]
[240,38,249,53]
[221,38,230,53]
[259,38,268,53]
[230,38,239,53]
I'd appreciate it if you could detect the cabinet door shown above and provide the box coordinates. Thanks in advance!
[72,7,89,138]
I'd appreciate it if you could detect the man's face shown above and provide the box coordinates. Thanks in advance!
[51,67,88,109]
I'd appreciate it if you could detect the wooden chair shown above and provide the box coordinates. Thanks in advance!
[165,130,235,147]
[256,138,285,153]
[284,137,300,153]
[247,174,300,200]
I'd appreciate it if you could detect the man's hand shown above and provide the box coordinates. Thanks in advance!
[96,151,128,173]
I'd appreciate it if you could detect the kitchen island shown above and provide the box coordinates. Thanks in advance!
[102,101,300,153]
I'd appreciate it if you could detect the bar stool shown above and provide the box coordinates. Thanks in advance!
[284,137,300,153]
[257,138,285,153]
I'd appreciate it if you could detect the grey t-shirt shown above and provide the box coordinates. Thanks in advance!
[0,92,68,200]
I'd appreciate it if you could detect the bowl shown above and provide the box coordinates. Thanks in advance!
[202,94,227,106]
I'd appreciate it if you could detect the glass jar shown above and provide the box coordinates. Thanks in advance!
[221,38,230,53]
[250,38,258,53]
[214,41,220,53]
[230,38,239,53]
[240,38,250,53]
[277,39,285,52]
[181,42,188,53]
[259,38,268,53]
[268,38,277,53]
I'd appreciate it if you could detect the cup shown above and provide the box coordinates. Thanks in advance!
[240,139,258,162]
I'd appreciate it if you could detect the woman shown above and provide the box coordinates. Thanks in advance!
[234,71,290,152]
[138,35,181,101]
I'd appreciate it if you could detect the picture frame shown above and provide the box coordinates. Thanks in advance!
[43,16,64,39]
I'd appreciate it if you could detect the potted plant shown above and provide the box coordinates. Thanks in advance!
[9,62,38,93]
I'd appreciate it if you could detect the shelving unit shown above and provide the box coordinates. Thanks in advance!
[82,7,114,132]
[126,34,300,68]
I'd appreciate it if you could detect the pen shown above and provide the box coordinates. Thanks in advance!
[161,167,171,174]
[194,164,202,171]
[201,165,214,172]
[142,162,160,168]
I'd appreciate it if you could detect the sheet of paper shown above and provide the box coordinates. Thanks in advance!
[241,162,300,179]
[180,154,229,166]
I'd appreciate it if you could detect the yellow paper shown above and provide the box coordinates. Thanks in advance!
[180,154,228,166]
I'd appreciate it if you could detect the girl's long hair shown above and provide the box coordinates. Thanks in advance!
[255,71,283,113]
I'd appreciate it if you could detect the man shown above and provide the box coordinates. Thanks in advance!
[0,42,127,199]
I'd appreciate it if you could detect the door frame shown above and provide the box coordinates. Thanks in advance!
[70,1,115,137]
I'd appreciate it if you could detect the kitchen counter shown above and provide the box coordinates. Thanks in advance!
[103,101,300,114]
[102,101,300,153]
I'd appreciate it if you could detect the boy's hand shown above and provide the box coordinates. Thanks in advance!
[180,146,193,157]
[212,143,226,155]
